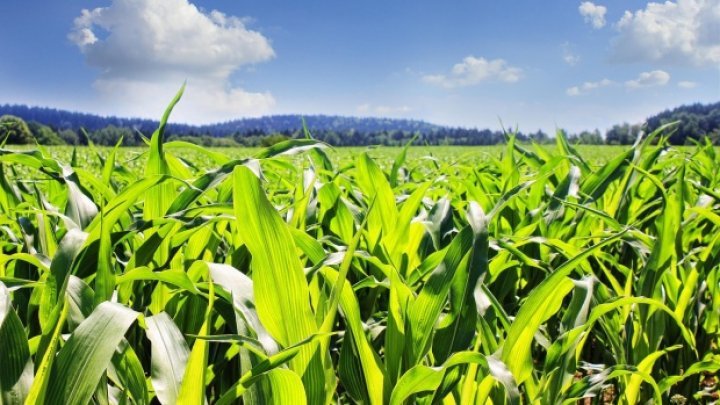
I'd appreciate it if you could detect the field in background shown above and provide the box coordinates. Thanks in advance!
[23,144,636,171]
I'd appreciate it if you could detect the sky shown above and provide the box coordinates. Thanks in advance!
[0,0,718,133]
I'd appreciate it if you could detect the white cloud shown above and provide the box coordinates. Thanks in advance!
[624,70,671,89]
[677,80,698,88]
[611,0,720,66]
[561,42,581,66]
[566,78,613,96]
[422,56,522,88]
[357,104,412,116]
[69,0,276,123]
[579,2,608,29]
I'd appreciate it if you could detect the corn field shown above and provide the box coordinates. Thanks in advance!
[0,89,719,404]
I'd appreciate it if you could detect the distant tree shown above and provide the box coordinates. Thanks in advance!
[0,115,34,144]
[59,129,80,145]
[208,136,240,147]
[570,129,604,145]
[645,102,720,144]
[323,131,341,146]
[529,130,551,144]
[91,125,136,146]
[28,121,65,145]
[605,123,642,145]
[260,133,290,147]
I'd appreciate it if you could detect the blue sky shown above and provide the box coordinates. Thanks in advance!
[0,0,718,133]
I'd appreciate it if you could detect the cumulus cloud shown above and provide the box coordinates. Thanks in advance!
[422,56,522,89]
[579,2,608,28]
[624,70,671,89]
[69,0,276,123]
[566,78,613,96]
[611,0,720,66]
[357,104,412,116]
[677,80,697,88]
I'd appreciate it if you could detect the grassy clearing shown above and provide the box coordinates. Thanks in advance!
[0,92,718,404]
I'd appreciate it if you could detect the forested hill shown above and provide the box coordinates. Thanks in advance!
[0,101,718,146]
[0,104,441,138]
[645,102,720,144]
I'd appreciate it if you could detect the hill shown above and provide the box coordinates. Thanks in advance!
[646,102,720,144]
[0,104,442,138]
[1,101,718,146]
[0,104,506,146]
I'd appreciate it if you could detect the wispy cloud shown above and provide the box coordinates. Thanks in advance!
[677,81,697,89]
[624,70,670,89]
[566,78,613,96]
[69,0,276,123]
[579,2,607,29]
[422,56,522,89]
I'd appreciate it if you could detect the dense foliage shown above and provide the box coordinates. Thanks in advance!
[0,91,718,404]
[647,102,720,145]
[1,101,718,146]
[0,115,34,144]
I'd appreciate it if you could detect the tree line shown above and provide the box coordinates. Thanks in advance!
[1,102,717,147]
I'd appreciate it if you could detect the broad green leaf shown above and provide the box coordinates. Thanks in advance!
[109,340,148,405]
[624,345,682,404]
[408,226,476,365]
[64,178,98,230]
[116,267,199,295]
[502,231,626,384]
[389,352,519,405]
[146,313,190,405]
[263,369,307,405]
[45,302,139,405]
[39,229,87,336]
[355,152,398,250]
[24,299,68,405]
[144,84,184,221]
[320,267,385,405]
[0,282,33,404]
[232,165,326,404]
[214,334,323,405]
[177,281,214,405]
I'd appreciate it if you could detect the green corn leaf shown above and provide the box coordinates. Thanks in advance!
[356,152,398,250]
[390,134,419,187]
[502,231,626,384]
[407,226,476,365]
[145,313,190,405]
[108,339,149,405]
[389,351,519,405]
[39,229,87,336]
[232,165,325,403]
[261,368,307,405]
[320,267,385,405]
[24,299,68,405]
[64,177,98,230]
[116,267,199,295]
[0,282,33,405]
[144,84,184,221]
[45,302,139,405]
[177,281,214,405]
[94,209,114,306]
[624,345,682,404]
[214,334,323,405]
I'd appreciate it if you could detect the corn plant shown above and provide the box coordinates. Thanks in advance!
[0,87,718,404]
